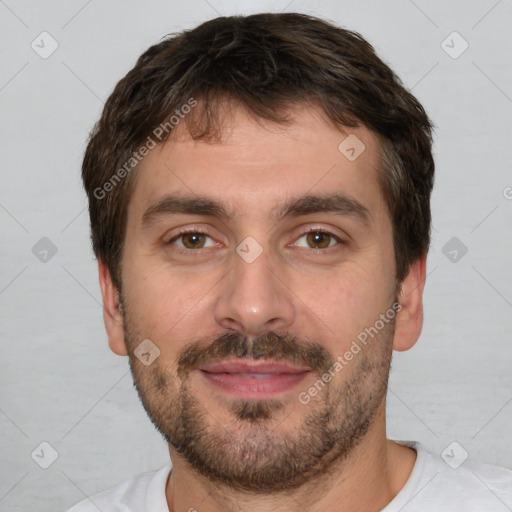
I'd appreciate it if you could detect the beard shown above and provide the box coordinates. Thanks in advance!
[123,309,395,493]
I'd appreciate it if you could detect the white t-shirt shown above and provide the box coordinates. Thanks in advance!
[67,441,512,511]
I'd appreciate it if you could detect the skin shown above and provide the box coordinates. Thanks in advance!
[98,102,426,512]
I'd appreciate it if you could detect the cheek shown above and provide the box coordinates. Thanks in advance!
[121,260,219,352]
[293,264,393,343]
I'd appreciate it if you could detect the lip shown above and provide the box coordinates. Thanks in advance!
[199,359,311,398]
[199,360,310,374]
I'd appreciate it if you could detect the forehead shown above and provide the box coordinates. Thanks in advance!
[128,104,386,224]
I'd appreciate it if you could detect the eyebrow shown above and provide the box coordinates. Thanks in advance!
[140,192,371,228]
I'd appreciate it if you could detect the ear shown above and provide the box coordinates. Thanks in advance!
[393,254,427,352]
[98,259,127,356]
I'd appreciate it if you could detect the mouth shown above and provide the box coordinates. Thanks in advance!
[198,360,311,398]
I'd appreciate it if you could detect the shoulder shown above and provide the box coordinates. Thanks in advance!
[65,463,172,512]
[390,441,512,511]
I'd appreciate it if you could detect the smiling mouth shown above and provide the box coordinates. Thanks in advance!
[198,360,311,398]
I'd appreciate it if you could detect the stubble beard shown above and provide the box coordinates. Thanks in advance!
[124,318,394,493]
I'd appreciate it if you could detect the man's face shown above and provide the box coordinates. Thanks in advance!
[117,104,399,491]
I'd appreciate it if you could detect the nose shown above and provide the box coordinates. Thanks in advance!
[213,243,296,339]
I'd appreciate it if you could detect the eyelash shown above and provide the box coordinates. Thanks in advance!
[166,227,345,255]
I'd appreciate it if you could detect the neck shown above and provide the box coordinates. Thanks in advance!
[165,404,416,512]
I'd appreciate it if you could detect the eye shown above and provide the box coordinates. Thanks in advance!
[165,227,344,254]
[167,229,217,250]
[294,230,343,250]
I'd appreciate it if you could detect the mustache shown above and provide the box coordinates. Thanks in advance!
[177,330,334,380]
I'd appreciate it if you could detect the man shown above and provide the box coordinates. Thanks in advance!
[68,12,512,512]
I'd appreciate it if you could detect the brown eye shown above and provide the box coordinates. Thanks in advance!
[305,231,335,249]
[180,232,207,249]
[166,228,218,253]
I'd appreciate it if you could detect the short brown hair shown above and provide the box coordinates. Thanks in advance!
[82,12,435,291]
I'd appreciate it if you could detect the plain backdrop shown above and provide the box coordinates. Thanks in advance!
[0,1,511,510]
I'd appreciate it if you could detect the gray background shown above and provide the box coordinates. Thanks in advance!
[0,0,511,510]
